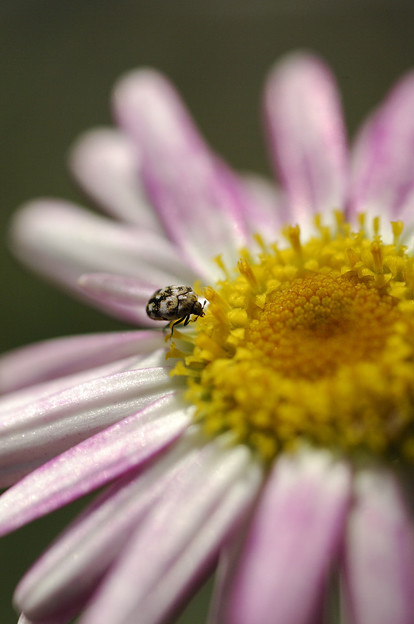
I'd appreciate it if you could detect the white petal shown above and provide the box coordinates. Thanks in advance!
[133,460,263,624]
[11,200,197,323]
[113,69,249,281]
[242,174,287,244]
[0,394,190,537]
[0,350,164,418]
[264,52,348,226]
[212,448,351,624]
[0,367,175,477]
[343,469,414,624]
[14,429,204,620]
[80,440,261,624]
[0,330,163,393]
[349,72,414,221]
[69,128,163,232]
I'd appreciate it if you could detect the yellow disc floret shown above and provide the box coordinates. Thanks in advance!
[171,212,414,463]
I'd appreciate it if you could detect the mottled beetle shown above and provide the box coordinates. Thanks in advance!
[146,286,205,335]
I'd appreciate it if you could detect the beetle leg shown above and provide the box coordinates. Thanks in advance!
[170,316,186,337]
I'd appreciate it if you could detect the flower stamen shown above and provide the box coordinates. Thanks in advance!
[171,211,414,464]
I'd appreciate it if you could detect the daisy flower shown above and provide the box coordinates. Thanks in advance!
[2,51,414,624]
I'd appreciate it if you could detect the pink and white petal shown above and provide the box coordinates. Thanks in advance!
[113,69,249,280]
[0,370,173,487]
[242,174,287,243]
[0,330,163,393]
[92,288,159,326]
[395,194,414,253]
[77,273,159,324]
[78,273,202,319]
[11,200,197,323]
[69,128,164,233]
[130,347,171,369]
[0,354,155,487]
[348,71,414,222]
[343,469,414,624]
[79,441,262,624]
[0,346,167,421]
[0,394,190,536]
[213,448,351,624]
[14,430,206,620]
[264,52,348,227]
[124,462,263,624]
[11,200,185,280]
[0,367,175,483]
[18,613,73,624]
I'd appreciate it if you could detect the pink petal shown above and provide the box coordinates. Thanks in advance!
[0,349,164,419]
[130,462,263,624]
[343,469,414,624]
[79,442,262,624]
[348,71,414,221]
[242,174,287,242]
[18,613,72,624]
[0,394,189,537]
[78,273,198,313]
[0,367,174,485]
[14,433,207,620]
[77,272,158,319]
[69,128,163,232]
[11,200,197,324]
[213,448,351,624]
[113,69,249,280]
[0,330,163,393]
[264,52,348,225]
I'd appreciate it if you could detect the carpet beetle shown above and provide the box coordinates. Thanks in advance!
[146,285,205,334]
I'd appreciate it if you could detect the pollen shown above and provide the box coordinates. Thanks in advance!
[171,213,414,464]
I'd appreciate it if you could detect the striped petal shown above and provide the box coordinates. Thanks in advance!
[212,448,351,624]
[113,69,249,280]
[14,432,207,620]
[69,128,163,233]
[0,348,165,418]
[79,441,262,624]
[0,367,175,486]
[343,469,414,624]
[264,52,348,227]
[0,330,163,393]
[0,395,189,537]
[0,351,167,486]
[10,200,197,323]
[348,71,414,223]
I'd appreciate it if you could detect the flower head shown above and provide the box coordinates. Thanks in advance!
[2,51,414,624]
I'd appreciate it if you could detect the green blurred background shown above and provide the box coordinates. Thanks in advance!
[1,1,414,622]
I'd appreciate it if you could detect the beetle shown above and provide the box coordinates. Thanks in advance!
[146,286,205,335]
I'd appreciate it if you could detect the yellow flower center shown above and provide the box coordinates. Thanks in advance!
[171,212,414,463]
[249,273,398,380]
